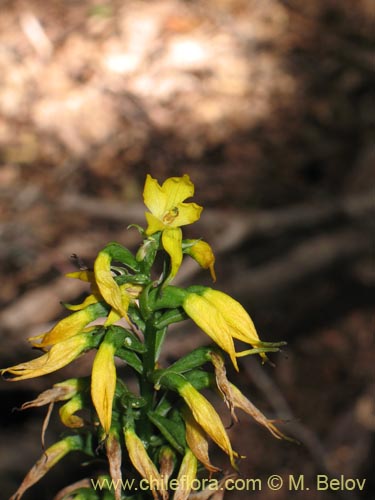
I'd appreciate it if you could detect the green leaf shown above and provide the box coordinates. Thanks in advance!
[184,369,212,391]
[147,411,186,454]
[136,234,160,274]
[115,273,150,285]
[163,347,213,373]
[128,305,146,332]
[102,242,140,273]
[67,487,100,499]
[108,325,146,353]
[152,308,188,329]
[116,348,143,374]
[153,327,167,362]
[148,286,188,310]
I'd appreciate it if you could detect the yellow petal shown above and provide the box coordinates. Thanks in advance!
[183,408,221,473]
[210,351,237,423]
[91,340,116,434]
[65,270,94,282]
[94,251,126,317]
[229,383,293,441]
[21,379,83,409]
[104,284,132,326]
[178,383,237,468]
[158,446,176,485]
[143,174,167,219]
[182,293,238,371]
[185,240,216,281]
[169,202,202,228]
[174,448,198,500]
[106,431,123,500]
[2,334,92,381]
[162,227,183,285]
[30,306,99,347]
[145,211,167,236]
[9,436,82,500]
[203,289,260,345]
[124,427,168,500]
[162,175,195,208]
[64,294,99,311]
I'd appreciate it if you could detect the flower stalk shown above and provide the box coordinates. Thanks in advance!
[2,174,290,500]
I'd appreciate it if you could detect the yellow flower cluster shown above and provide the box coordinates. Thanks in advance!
[2,174,289,500]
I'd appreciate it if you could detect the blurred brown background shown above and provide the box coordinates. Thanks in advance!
[0,0,374,499]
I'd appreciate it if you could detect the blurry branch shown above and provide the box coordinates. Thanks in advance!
[233,229,368,298]
[60,190,373,236]
[19,11,53,60]
[242,357,362,500]
[1,191,372,355]
[0,277,87,347]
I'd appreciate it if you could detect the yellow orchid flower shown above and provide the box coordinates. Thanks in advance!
[143,174,203,234]
[124,426,168,500]
[174,448,198,500]
[143,174,203,283]
[91,338,117,434]
[1,332,96,381]
[178,381,237,469]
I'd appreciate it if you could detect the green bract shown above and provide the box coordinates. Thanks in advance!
[2,174,290,500]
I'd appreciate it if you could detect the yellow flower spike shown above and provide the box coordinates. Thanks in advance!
[173,448,198,500]
[28,305,103,348]
[9,436,82,500]
[182,293,239,371]
[94,251,126,317]
[106,430,123,500]
[91,339,117,434]
[59,394,85,428]
[124,426,168,500]
[1,333,94,381]
[178,382,238,469]
[182,408,221,473]
[185,240,217,282]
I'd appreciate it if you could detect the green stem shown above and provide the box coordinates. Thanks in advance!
[139,319,158,441]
